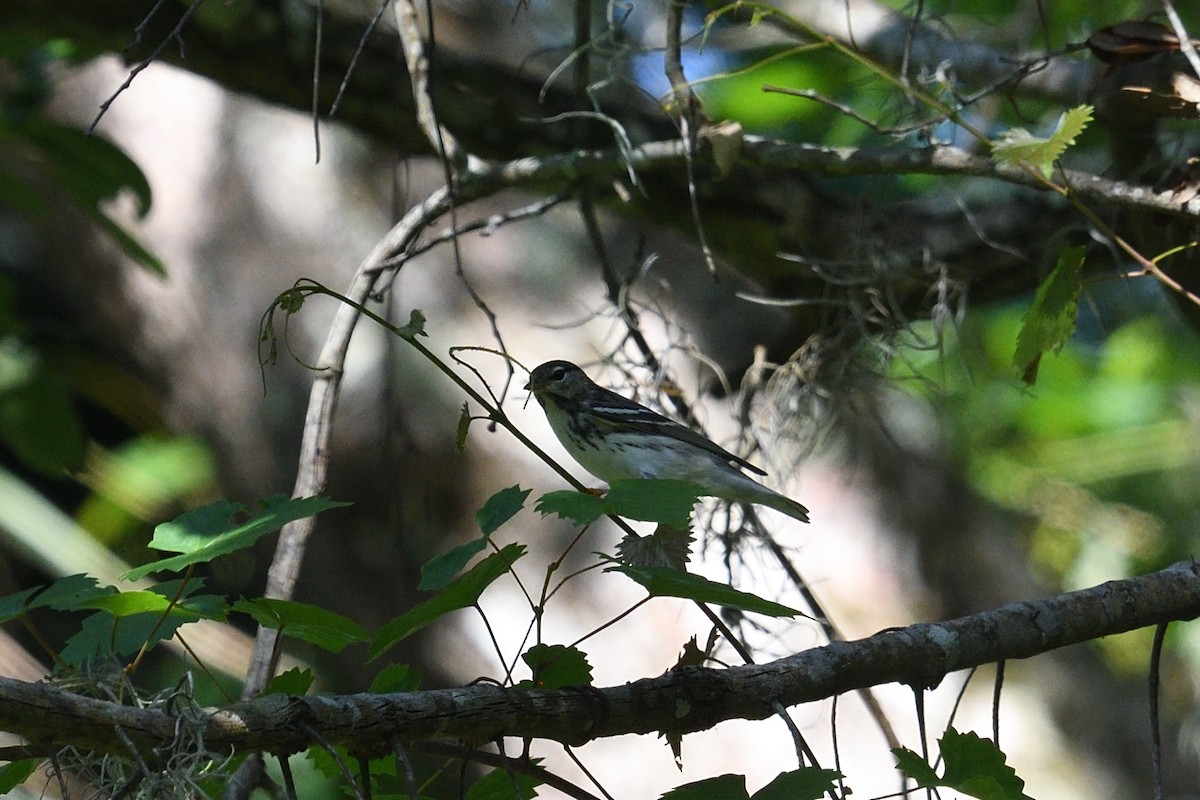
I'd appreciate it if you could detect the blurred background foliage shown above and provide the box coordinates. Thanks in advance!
[2,0,1200,797]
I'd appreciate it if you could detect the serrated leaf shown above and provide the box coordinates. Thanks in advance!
[536,480,705,529]
[264,667,315,696]
[751,768,843,800]
[940,728,1034,800]
[535,489,606,526]
[610,563,800,617]
[894,729,1034,800]
[371,663,422,693]
[604,479,704,528]
[519,643,592,689]
[991,104,1094,177]
[78,590,183,617]
[233,598,369,653]
[124,495,350,580]
[465,765,542,800]
[616,525,694,569]
[476,484,530,534]
[893,747,941,786]
[396,309,427,340]
[661,774,749,800]
[60,610,189,665]
[1014,245,1084,386]
[371,542,525,660]
[28,574,114,612]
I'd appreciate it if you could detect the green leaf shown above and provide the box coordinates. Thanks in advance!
[78,590,184,617]
[0,166,48,215]
[610,563,800,617]
[465,765,542,800]
[264,667,315,696]
[535,489,606,526]
[0,586,39,622]
[519,643,593,689]
[233,598,369,653]
[751,768,842,800]
[604,480,704,528]
[991,104,1094,177]
[420,538,489,591]
[661,774,749,800]
[370,663,422,693]
[892,747,940,786]
[894,729,1034,800]
[536,480,706,528]
[18,118,152,216]
[0,758,41,793]
[616,526,694,569]
[476,484,530,535]
[420,484,524,590]
[14,117,164,274]
[371,543,525,660]
[1013,245,1084,386]
[455,401,472,453]
[396,309,427,340]
[60,609,191,664]
[57,581,225,663]
[92,211,166,276]
[940,728,1034,800]
[124,494,350,580]
[0,339,87,475]
[28,574,114,612]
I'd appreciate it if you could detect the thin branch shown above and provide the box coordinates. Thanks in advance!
[1149,621,1168,800]
[330,0,391,118]
[992,660,1005,747]
[240,184,456,700]
[237,117,1200,723]
[1163,1,1200,78]
[311,0,324,163]
[664,0,717,278]
[88,0,208,133]
[392,0,467,169]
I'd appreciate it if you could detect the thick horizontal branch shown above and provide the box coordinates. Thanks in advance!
[474,135,1200,220]
[2,560,1198,759]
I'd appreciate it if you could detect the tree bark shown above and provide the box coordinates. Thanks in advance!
[3,560,1197,759]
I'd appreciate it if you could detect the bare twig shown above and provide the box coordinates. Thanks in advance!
[664,0,718,278]
[89,0,208,133]
[241,185,456,702]
[1149,621,1168,800]
[1163,1,1200,78]
[311,0,324,163]
[330,0,391,117]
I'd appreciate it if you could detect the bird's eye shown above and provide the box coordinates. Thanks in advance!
[551,366,567,381]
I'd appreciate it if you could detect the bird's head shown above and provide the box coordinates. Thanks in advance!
[525,360,591,407]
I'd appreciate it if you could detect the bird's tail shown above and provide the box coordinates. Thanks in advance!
[759,491,810,523]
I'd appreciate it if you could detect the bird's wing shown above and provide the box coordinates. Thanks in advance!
[587,388,768,476]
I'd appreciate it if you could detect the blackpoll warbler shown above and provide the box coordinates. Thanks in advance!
[525,360,810,523]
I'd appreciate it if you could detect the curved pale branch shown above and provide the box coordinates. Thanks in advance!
[6,560,1197,759]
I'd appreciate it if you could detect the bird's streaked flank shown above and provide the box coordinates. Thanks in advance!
[525,360,809,523]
